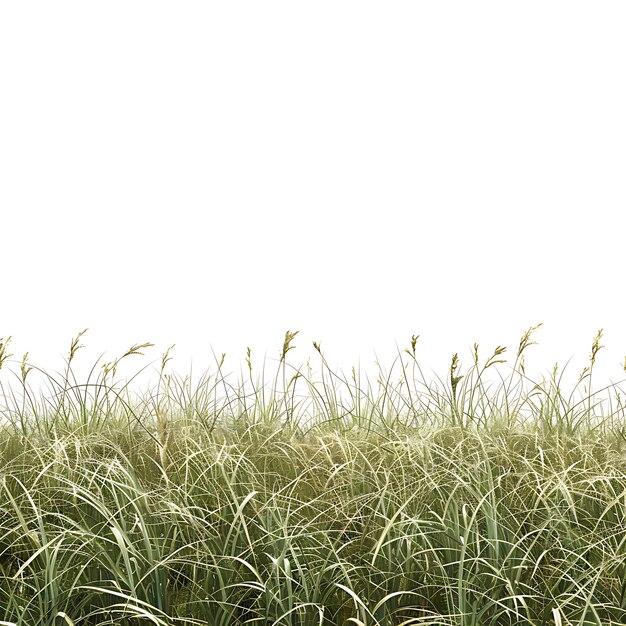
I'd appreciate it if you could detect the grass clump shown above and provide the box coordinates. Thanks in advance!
[2,327,626,625]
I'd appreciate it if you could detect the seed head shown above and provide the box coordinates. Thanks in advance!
[21,352,32,382]
[517,323,543,358]
[281,330,299,362]
[0,336,13,369]
[590,328,604,366]
[69,328,89,363]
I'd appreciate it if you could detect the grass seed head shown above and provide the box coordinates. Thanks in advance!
[69,328,89,363]
[450,353,464,393]
[20,352,32,383]
[0,335,13,369]
[281,330,299,361]
[517,322,543,358]
[122,342,154,358]
[485,345,507,369]
[161,344,175,372]
[590,328,604,365]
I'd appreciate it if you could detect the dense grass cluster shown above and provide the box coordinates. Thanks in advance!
[2,328,626,626]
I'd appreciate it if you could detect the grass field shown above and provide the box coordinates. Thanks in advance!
[2,327,626,626]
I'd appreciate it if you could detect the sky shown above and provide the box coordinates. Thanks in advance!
[1,2,625,395]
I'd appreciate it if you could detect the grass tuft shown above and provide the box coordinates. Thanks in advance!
[1,328,626,625]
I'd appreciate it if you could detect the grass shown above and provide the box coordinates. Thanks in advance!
[2,326,626,625]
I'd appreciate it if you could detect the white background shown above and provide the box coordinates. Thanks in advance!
[1,2,625,393]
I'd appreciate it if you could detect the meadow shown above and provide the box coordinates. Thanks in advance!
[2,327,626,626]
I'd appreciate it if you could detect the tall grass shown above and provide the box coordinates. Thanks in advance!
[1,327,626,625]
